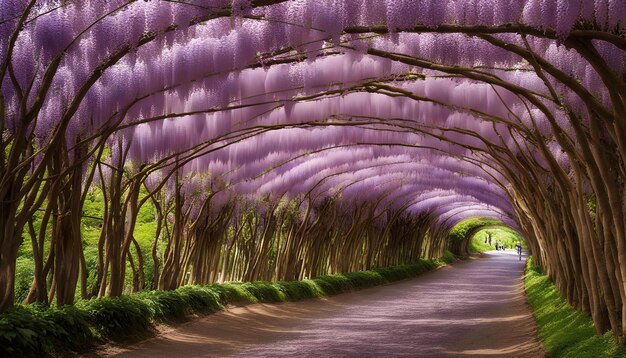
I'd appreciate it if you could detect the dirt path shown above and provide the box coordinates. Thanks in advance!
[104,251,544,357]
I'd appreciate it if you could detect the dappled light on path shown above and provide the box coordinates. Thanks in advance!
[109,252,543,357]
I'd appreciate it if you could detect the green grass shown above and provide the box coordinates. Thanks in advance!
[449,217,525,254]
[438,250,456,264]
[470,228,524,253]
[469,236,493,253]
[525,258,626,357]
[1,254,453,357]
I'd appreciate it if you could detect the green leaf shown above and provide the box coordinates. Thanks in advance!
[16,327,37,340]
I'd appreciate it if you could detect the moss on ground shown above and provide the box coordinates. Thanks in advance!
[525,258,626,357]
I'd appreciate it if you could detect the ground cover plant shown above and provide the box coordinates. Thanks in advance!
[0,256,449,356]
[525,258,626,357]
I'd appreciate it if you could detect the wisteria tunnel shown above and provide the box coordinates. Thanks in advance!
[1,0,626,355]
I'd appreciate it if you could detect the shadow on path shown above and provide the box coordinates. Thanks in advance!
[105,251,544,357]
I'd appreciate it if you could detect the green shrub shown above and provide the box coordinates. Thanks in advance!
[371,266,397,280]
[42,305,96,352]
[369,260,440,283]
[0,306,54,356]
[176,286,222,313]
[277,280,323,301]
[373,265,417,281]
[424,260,439,270]
[79,295,153,339]
[342,270,386,289]
[230,281,287,303]
[137,290,190,320]
[313,274,353,295]
[0,304,95,356]
[440,251,456,264]
[209,283,258,304]
[239,282,262,302]
[248,282,287,302]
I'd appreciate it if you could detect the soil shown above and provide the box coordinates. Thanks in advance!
[96,251,545,357]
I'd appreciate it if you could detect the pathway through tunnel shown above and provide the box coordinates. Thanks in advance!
[105,252,544,357]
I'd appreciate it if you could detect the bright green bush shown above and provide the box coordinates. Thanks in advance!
[247,281,287,302]
[136,286,223,321]
[439,251,456,264]
[210,283,259,304]
[78,295,153,339]
[525,258,626,357]
[374,261,434,281]
[137,290,190,320]
[371,266,400,280]
[238,282,263,302]
[313,274,353,295]
[342,270,386,289]
[176,286,223,313]
[277,280,324,300]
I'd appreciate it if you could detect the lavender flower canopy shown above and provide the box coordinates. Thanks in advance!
[2,0,623,228]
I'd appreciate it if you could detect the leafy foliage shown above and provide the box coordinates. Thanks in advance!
[137,290,190,320]
[0,306,55,356]
[42,305,97,352]
[244,282,288,303]
[342,270,386,289]
[14,257,35,303]
[438,251,456,264]
[471,228,525,253]
[448,217,524,253]
[525,258,626,357]
[137,286,223,320]
[449,217,504,242]
[277,280,324,301]
[210,283,260,304]
[312,274,353,296]
[176,286,223,313]
[78,296,154,340]
[0,304,96,356]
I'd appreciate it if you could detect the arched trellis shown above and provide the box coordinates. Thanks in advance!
[1,0,625,344]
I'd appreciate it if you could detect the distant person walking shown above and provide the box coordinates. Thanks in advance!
[495,241,500,251]
[515,242,522,260]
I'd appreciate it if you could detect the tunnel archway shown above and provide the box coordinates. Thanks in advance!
[446,217,524,256]
[0,0,625,345]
